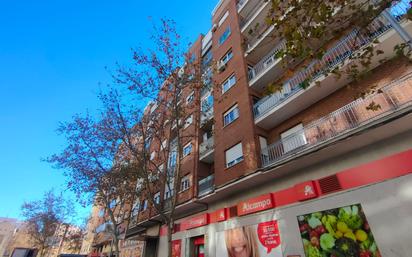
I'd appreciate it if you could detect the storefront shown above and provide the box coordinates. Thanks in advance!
[158,148,412,257]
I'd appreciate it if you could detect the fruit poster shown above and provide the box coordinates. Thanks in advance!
[215,220,282,257]
[297,204,381,257]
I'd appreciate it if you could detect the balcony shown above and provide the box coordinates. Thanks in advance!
[253,3,412,129]
[200,109,213,125]
[248,40,286,91]
[198,174,215,197]
[199,136,214,163]
[261,72,412,167]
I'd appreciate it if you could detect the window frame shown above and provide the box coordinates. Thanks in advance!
[180,175,191,192]
[225,142,244,168]
[223,104,240,126]
[221,74,236,94]
[183,142,193,157]
[219,26,231,45]
[220,49,233,66]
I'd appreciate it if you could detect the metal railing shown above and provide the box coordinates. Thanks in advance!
[261,72,412,167]
[200,136,214,157]
[253,1,410,120]
[237,0,248,11]
[198,174,215,197]
[239,0,265,30]
[201,109,214,124]
[248,40,287,81]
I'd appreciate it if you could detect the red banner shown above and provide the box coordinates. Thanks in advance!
[180,213,209,230]
[210,208,227,223]
[237,193,274,216]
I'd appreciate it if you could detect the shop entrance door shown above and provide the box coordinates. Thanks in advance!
[193,236,204,257]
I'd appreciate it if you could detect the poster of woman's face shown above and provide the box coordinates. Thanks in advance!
[215,220,282,257]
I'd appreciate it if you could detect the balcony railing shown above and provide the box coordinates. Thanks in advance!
[200,137,214,157]
[237,0,247,11]
[248,40,287,81]
[201,109,213,125]
[253,1,410,120]
[239,0,265,30]
[198,174,215,197]
[261,72,412,167]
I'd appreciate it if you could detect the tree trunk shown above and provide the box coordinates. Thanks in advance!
[113,237,120,257]
[167,219,174,257]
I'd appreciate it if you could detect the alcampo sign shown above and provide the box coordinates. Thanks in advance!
[237,193,274,216]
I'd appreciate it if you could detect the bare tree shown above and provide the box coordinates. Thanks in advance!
[21,190,72,257]
[113,19,208,257]
[47,91,140,257]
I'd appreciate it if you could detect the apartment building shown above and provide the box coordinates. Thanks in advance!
[119,0,412,257]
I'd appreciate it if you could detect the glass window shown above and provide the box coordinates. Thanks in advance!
[183,142,193,157]
[218,11,229,27]
[184,115,193,129]
[186,91,195,104]
[141,199,148,211]
[221,74,236,94]
[219,26,231,45]
[225,143,244,168]
[180,175,190,191]
[150,151,156,160]
[164,177,174,199]
[154,192,160,204]
[223,104,239,126]
[220,49,233,66]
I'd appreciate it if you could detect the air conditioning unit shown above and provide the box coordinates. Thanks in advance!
[217,61,227,73]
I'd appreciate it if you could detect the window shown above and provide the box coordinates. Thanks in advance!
[184,115,193,129]
[109,199,116,209]
[201,92,214,112]
[164,178,174,199]
[186,91,195,104]
[154,192,160,204]
[219,26,231,45]
[281,123,307,153]
[158,163,165,173]
[218,10,229,27]
[150,103,157,113]
[220,49,233,66]
[144,137,151,150]
[180,175,190,191]
[223,104,239,126]
[98,209,104,217]
[225,142,244,168]
[150,152,156,160]
[221,74,236,93]
[141,199,148,211]
[183,142,193,157]
[132,199,140,217]
[161,139,168,150]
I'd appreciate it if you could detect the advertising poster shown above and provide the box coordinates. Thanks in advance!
[172,240,181,257]
[297,204,381,257]
[216,220,282,257]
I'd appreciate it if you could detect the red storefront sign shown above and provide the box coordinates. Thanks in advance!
[237,193,274,216]
[172,240,181,257]
[210,208,227,223]
[294,180,318,201]
[180,213,209,230]
[257,220,281,253]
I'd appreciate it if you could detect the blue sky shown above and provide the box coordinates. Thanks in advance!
[0,0,216,222]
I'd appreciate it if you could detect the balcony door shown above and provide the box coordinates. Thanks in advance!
[281,123,307,153]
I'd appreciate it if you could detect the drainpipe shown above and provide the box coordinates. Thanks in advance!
[381,9,412,48]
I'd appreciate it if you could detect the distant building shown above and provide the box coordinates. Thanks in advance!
[0,218,20,257]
